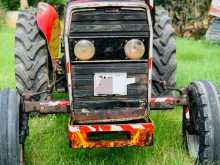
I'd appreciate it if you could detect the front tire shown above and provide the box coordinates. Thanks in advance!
[183,81,220,164]
[0,89,23,165]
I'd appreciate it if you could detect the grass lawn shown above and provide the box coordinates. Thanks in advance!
[1,26,220,165]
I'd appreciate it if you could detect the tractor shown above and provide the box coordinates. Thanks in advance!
[0,0,220,164]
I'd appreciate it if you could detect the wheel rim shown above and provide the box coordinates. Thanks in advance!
[20,144,25,165]
[184,86,201,159]
[186,131,199,158]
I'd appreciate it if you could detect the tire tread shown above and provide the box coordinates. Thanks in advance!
[15,11,49,100]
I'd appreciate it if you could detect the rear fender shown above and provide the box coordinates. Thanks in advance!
[36,2,61,68]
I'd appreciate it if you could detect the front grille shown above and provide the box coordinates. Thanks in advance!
[72,62,148,110]
[69,7,149,122]
[68,7,149,61]
[69,7,149,37]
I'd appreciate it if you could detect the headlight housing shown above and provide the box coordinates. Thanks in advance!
[74,40,95,60]
[124,39,145,60]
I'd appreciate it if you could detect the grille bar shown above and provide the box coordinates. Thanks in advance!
[70,7,149,37]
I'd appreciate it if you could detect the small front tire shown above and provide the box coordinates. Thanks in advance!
[0,89,23,165]
[183,81,220,164]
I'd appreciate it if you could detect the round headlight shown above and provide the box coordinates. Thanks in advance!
[124,39,145,60]
[74,40,95,60]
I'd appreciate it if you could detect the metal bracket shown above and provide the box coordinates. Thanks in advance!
[23,100,70,114]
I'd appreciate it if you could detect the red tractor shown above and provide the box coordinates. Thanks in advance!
[0,0,220,164]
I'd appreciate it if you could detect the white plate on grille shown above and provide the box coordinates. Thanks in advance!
[94,73,127,96]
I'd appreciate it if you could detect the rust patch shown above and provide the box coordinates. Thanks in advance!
[24,100,69,113]
[150,96,187,107]
[74,107,147,124]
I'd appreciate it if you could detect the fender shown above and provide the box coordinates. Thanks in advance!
[36,2,61,66]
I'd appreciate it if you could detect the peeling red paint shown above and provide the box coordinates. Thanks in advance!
[68,122,154,148]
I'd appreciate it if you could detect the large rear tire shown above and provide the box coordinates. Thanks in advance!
[15,11,51,100]
[153,8,176,96]
[0,89,23,165]
[183,81,220,164]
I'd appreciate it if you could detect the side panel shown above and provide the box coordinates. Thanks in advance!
[36,2,61,62]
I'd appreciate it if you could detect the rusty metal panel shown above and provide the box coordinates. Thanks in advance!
[150,96,187,108]
[72,62,147,104]
[74,107,146,124]
[68,121,153,148]
[72,62,148,122]
[24,100,69,113]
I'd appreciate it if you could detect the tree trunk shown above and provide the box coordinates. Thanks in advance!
[20,0,29,10]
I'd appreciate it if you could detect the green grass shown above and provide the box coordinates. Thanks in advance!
[1,27,220,165]
[0,27,16,89]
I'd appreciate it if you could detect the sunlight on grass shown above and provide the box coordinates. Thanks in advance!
[177,38,220,88]
[1,26,220,165]
[0,27,16,89]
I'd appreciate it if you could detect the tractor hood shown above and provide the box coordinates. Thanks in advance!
[65,0,150,35]
[68,0,153,9]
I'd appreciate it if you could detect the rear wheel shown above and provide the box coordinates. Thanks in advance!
[153,8,176,96]
[183,81,220,164]
[15,11,51,100]
[0,89,23,165]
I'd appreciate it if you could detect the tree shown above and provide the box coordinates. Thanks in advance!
[162,0,212,38]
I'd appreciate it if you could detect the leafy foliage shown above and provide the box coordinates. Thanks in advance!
[29,0,66,6]
[1,0,19,10]
[161,0,212,38]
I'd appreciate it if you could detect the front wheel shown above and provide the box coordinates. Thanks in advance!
[183,81,220,164]
[0,89,24,165]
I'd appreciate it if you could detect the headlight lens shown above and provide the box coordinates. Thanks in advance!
[124,39,145,60]
[74,40,95,60]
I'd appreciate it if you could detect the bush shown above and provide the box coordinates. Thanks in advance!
[162,0,211,38]
[29,0,66,6]
[47,0,66,5]
[2,0,19,10]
